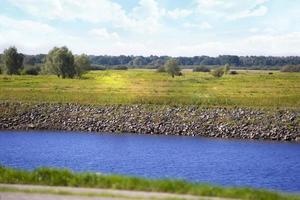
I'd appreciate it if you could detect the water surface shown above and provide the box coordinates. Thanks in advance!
[0,131,299,192]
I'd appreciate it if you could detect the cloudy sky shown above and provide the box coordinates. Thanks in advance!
[0,0,299,56]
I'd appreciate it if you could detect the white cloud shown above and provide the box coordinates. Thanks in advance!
[184,22,212,29]
[166,32,300,56]
[88,28,120,41]
[8,0,127,23]
[167,9,192,19]
[0,15,57,53]
[0,15,55,33]
[8,0,166,33]
[2,0,299,57]
[196,0,269,20]
[227,6,268,20]
[127,0,163,33]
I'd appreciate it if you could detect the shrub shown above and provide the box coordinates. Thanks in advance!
[165,59,181,78]
[281,65,300,72]
[193,66,210,72]
[112,66,128,70]
[156,66,166,72]
[224,64,230,74]
[229,71,238,75]
[21,65,41,75]
[74,54,90,78]
[89,65,106,71]
[211,67,225,78]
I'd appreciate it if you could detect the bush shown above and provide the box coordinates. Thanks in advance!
[112,66,128,70]
[224,64,230,74]
[211,67,225,78]
[21,65,41,75]
[281,65,300,72]
[193,66,210,72]
[89,65,106,71]
[229,71,238,75]
[74,54,90,78]
[156,66,166,72]
[165,59,181,78]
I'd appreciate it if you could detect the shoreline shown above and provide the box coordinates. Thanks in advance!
[0,102,299,142]
[1,166,298,200]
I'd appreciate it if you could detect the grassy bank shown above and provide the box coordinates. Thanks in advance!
[0,70,299,108]
[0,166,299,200]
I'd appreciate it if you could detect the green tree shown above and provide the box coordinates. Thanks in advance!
[74,54,90,78]
[165,59,181,78]
[224,64,230,74]
[45,46,75,78]
[3,47,24,75]
[211,67,225,78]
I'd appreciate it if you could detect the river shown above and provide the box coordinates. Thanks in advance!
[0,131,299,192]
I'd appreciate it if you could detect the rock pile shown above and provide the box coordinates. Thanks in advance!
[0,102,299,142]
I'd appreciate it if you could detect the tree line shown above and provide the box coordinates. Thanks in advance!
[2,52,300,69]
[1,46,300,79]
[85,55,300,68]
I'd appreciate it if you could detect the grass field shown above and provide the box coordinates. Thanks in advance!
[0,69,299,108]
[1,166,299,200]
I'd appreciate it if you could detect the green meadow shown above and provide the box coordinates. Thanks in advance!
[0,69,299,108]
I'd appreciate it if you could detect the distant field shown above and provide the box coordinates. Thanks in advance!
[0,69,299,108]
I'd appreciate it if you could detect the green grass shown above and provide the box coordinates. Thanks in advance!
[0,166,299,200]
[0,69,299,108]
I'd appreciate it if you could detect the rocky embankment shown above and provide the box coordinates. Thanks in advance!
[0,102,299,142]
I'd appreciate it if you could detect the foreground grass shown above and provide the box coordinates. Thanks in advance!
[0,70,299,108]
[0,166,299,200]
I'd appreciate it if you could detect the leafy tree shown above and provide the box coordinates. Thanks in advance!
[211,67,225,78]
[224,64,230,74]
[130,56,147,67]
[281,65,300,72]
[156,65,166,73]
[74,54,90,77]
[45,47,75,78]
[3,47,24,75]
[165,59,181,78]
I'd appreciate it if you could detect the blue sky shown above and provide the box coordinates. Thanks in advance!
[0,0,299,56]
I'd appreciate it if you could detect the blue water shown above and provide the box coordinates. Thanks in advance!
[0,131,299,192]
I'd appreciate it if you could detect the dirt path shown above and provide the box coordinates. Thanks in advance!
[0,184,236,200]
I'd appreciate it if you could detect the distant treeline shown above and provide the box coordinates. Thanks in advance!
[89,55,300,68]
[2,53,300,68]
